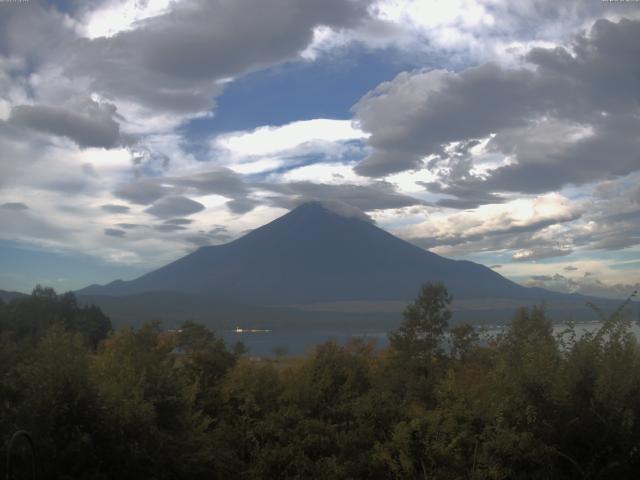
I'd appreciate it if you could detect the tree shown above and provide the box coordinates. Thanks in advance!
[449,323,478,361]
[389,282,452,361]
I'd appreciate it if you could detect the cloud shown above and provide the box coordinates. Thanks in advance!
[144,195,205,218]
[113,166,252,215]
[63,0,374,118]
[216,119,366,157]
[531,275,552,282]
[101,204,130,214]
[154,224,187,233]
[114,180,175,205]
[564,266,579,272]
[571,178,640,251]
[164,218,193,226]
[512,246,572,262]
[400,193,580,250]
[525,272,640,300]
[211,119,368,176]
[306,0,625,66]
[265,181,425,212]
[104,228,126,237]
[0,203,71,243]
[116,223,145,230]
[1,202,29,211]
[352,18,640,206]
[9,99,121,149]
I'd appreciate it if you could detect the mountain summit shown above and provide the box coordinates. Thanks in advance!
[78,202,553,305]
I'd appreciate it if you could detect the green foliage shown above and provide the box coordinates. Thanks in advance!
[0,286,111,348]
[1,284,640,479]
[389,281,452,361]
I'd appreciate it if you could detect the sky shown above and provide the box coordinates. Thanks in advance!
[0,0,639,298]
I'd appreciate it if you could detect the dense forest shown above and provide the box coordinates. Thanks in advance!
[1,284,639,479]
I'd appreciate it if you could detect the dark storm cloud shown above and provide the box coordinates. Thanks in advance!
[144,196,205,219]
[264,181,426,211]
[101,204,130,214]
[10,101,121,149]
[67,0,374,114]
[104,228,126,238]
[353,18,640,202]
[1,202,29,211]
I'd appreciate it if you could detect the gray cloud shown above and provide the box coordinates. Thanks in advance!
[66,0,373,115]
[526,272,640,300]
[101,204,130,214]
[171,168,249,198]
[116,223,145,230]
[511,246,573,262]
[154,224,188,233]
[407,212,579,253]
[264,181,426,212]
[10,100,121,149]
[114,167,250,209]
[564,266,579,272]
[226,198,258,215]
[144,196,205,218]
[209,225,228,235]
[164,218,193,226]
[104,228,126,238]
[353,18,640,205]
[0,3,76,67]
[531,275,553,282]
[114,180,175,205]
[571,179,640,251]
[1,202,29,211]
[185,234,217,247]
[353,65,554,176]
[0,204,69,242]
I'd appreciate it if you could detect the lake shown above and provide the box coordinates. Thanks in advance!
[221,320,640,358]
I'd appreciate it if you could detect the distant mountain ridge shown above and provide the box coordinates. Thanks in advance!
[72,200,627,331]
[78,202,564,305]
[0,289,28,302]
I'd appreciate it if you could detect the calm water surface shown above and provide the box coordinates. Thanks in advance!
[221,320,640,358]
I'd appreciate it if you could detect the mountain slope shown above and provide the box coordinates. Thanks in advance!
[78,202,567,305]
[0,289,28,302]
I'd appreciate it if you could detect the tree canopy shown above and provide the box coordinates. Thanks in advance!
[1,285,640,479]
